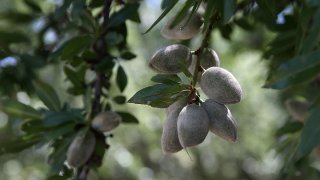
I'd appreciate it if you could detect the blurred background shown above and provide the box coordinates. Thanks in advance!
[0,0,310,179]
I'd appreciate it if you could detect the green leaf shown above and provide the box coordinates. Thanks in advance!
[33,80,61,111]
[296,106,320,159]
[169,0,196,28]
[48,136,74,175]
[276,121,304,137]
[116,65,128,92]
[300,8,320,53]
[63,66,83,88]
[143,0,179,34]
[23,0,42,12]
[108,3,140,28]
[306,0,320,7]
[44,123,75,140]
[222,0,236,23]
[120,51,136,60]
[203,0,215,32]
[255,0,277,18]
[161,0,178,10]
[59,35,93,60]
[265,50,320,89]
[0,135,41,155]
[43,110,83,127]
[151,74,181,85]
[113,96,126,104]
[0,99,42,120]
[116,111,139,124]
[0,31,29,45]
[128,84,188,108]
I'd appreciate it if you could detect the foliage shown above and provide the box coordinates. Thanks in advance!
[0,0,320,179]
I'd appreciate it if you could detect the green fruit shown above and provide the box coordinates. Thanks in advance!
[149,44,192,74]
[66,131,96,168]
[202,99,237,142]
[162,100,187,153]
[91,111,122,132]
[285,99,309,122]
[161,12,203,40]
[177,104,209,148]
[200,67,242,104]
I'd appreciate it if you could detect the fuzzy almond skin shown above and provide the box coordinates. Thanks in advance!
[201,49,220,68]
[149,44,192,74]
[285,99,310,122]
[177,104,209,148]
[66,131,96,168]
[188,48,220,75]
[161,12,203,40]
[92,111,122,132]
[162,99,187,153]
[200,67,242,104]
[202,99,237,142]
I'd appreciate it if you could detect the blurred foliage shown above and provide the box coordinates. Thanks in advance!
[0,0,320,179]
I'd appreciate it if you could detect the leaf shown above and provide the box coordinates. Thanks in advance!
[113,96,126,104]
[48,136,74,175]
[108,3,140,28]
[151,74,181,85]
[0,31,29,45]
[116,111,139,124]
[222,0,236,23]
[44,123,75,140]
[169,0,196,28]
[58,35,93,60]
[23,0,42,12]
[300,8,320,53]
[255,0,277,18]
[161,0,178,10]
[128,84,188,108]
[296,106,320,159]
[306,0,320,7]
[43,110,83,127]
[0,135,41,155]
[33,80,61,111]
[63,66,84,88]
[120,51,136,60]
[143,0,179,34]
[264,50,320,89]
[276,121,304,137]
[0,99,42,120]
[116,65,128,92]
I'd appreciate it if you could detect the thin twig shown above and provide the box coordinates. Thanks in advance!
[192,12,218,87]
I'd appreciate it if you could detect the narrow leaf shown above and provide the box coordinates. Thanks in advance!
[128,84,188,108]
[265,50,320,89]
[108,3,140,28]
[151,74,181,85]
[143,0,178,34]
[33,80,61,111]
[60,35,92,60]
[296,106,320,159]
[116,111,139,124]
[0,99,42,120]
[116,65,128,92]
[223,0,236,23]
[0,135,41,155]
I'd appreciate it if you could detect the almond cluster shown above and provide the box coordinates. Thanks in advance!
[149,13,242,152]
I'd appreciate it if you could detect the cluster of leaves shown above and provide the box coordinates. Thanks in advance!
[0,0,140,179]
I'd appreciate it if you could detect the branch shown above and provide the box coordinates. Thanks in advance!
[92,0,113,116]
[192,12,219,87]
[79,1,113,179]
